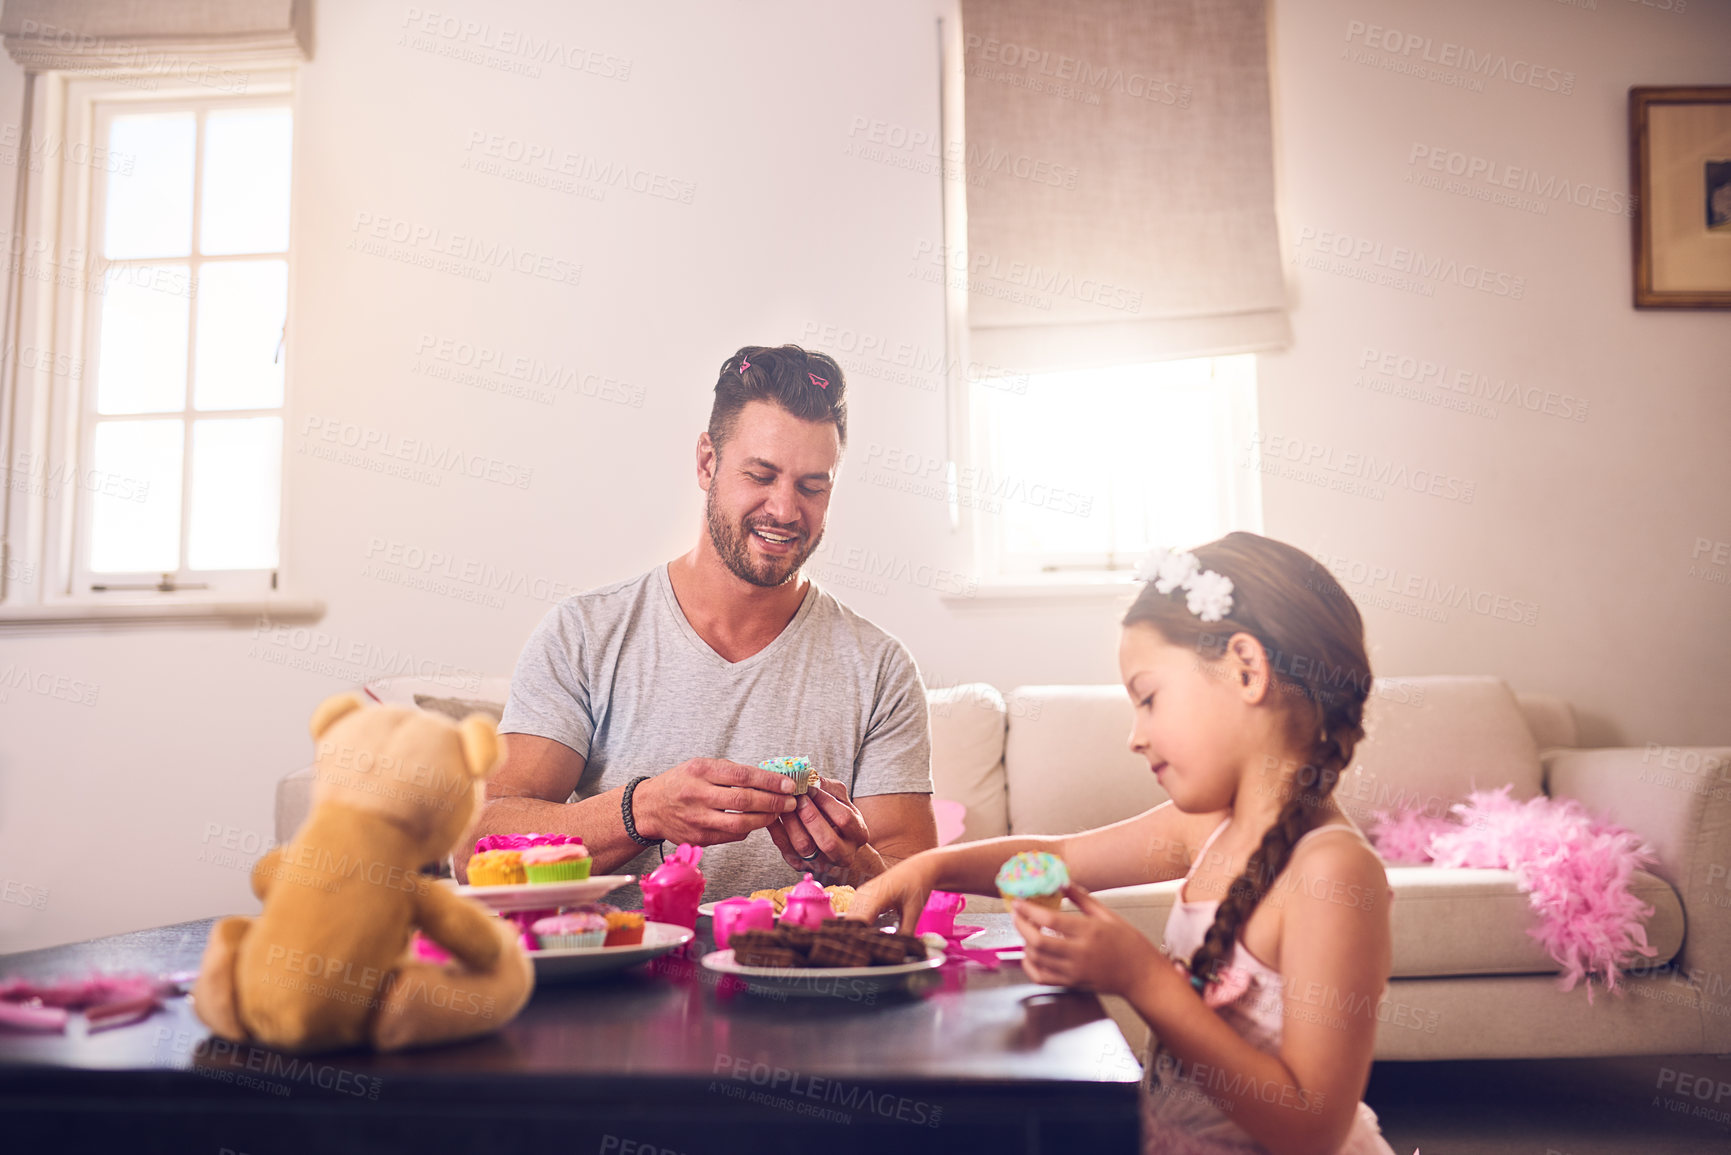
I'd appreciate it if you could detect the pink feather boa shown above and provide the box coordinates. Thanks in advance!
[1370,786,1658,1000]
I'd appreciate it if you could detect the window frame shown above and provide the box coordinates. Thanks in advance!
[0,67,320,626]
[934,9,1262,605]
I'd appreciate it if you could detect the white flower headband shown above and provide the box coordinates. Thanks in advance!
[1133,547,1235,623]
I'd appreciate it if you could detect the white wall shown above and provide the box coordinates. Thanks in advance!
[1,0,1727,953]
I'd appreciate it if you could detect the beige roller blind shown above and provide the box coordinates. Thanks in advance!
[1,0,310,69]
[961,0,1286,374]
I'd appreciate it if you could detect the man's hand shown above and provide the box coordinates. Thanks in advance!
[1011,884,1171,999]
[765,775,884,885]
[632,758,799,846]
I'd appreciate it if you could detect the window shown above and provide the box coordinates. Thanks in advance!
[78,97,292,596]
[965,355,1261,586]
[934,3,1281,597]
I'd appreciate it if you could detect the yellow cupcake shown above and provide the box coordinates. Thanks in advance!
[467,849,525,886]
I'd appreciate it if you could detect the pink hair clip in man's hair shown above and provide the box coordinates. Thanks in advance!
[809,372,829,389]
[739,359,751,374]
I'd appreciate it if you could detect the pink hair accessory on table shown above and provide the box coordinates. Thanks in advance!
[937,938,1021,970]
[0,972,186,1033]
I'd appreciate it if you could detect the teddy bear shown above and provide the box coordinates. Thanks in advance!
[192,693,534,1053]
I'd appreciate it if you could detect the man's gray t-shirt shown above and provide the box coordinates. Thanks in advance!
[497,564,933,905]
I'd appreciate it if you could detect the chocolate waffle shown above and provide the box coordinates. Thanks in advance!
[724,922,927,969]
[806,935,874,968]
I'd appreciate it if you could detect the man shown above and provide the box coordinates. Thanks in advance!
[462,345,938,905]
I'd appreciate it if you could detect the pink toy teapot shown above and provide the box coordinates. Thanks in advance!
[642,843,705,929]
[778,873,834,929]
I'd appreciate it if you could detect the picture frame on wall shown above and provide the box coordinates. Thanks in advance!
[1630,86,1731,308]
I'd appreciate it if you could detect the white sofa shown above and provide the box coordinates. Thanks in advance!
[927,676,1729,1061]
[277,674,1731,1060]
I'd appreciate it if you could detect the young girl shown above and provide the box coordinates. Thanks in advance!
[852,533,1400,1155]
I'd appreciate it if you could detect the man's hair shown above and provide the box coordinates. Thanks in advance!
[708,344,847,455]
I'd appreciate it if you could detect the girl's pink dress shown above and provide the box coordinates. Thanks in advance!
[1142,817,1400,1155]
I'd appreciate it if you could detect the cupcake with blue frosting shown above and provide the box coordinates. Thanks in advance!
[759,755,814,794]
[996,851,1069,912]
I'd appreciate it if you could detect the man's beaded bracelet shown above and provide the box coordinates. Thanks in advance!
[621,775,658,848]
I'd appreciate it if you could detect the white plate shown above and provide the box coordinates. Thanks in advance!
[532,921,693,980]
[700,947,942,997]
[451,875,636,913]
[697,899,784,918]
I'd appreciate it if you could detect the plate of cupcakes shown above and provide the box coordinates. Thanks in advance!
[529,913,694,980]
[454,876,637,913]
[456,835,634,913]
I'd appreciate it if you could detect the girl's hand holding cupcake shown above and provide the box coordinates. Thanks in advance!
[1012,884,1176,1001]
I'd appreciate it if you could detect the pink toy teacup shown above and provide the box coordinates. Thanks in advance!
[712,896,776,950]
[915,890,966,939]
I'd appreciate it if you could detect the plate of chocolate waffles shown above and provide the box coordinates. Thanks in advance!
[700,920,943,995]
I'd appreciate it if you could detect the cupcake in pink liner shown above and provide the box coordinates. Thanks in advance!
[505,909,555,952]
[560,902,619,919]
[532,911,608,949]
[521,842,591,883]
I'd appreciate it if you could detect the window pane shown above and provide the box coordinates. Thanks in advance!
[194,261,287,410]
[104,113,195,259]
[982,358,1237,571]
[96,266,191,414]
[200,107,292,255]
[188,417,282,570]
[89,419,183,573]
[985,376,1110,560]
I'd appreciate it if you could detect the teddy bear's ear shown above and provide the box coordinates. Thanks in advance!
[457,714,502,780]
[309,693,366,739]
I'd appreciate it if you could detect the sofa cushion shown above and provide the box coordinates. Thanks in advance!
[1514,693,1577,752]
[414,693,506,723]
[1335,676,1544,831]
[1385,865,1684,977]
[275,763,315,845]
[364,675,513,708]
[926,683,1010,843]
[1002,685,1167,835]
[974,866,1685,982]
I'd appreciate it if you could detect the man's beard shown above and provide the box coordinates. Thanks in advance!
[705,487,822,588]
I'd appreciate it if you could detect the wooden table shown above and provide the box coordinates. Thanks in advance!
[0,914,1141,1153]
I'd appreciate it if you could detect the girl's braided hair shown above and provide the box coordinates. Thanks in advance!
[1122,532,1371,988]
